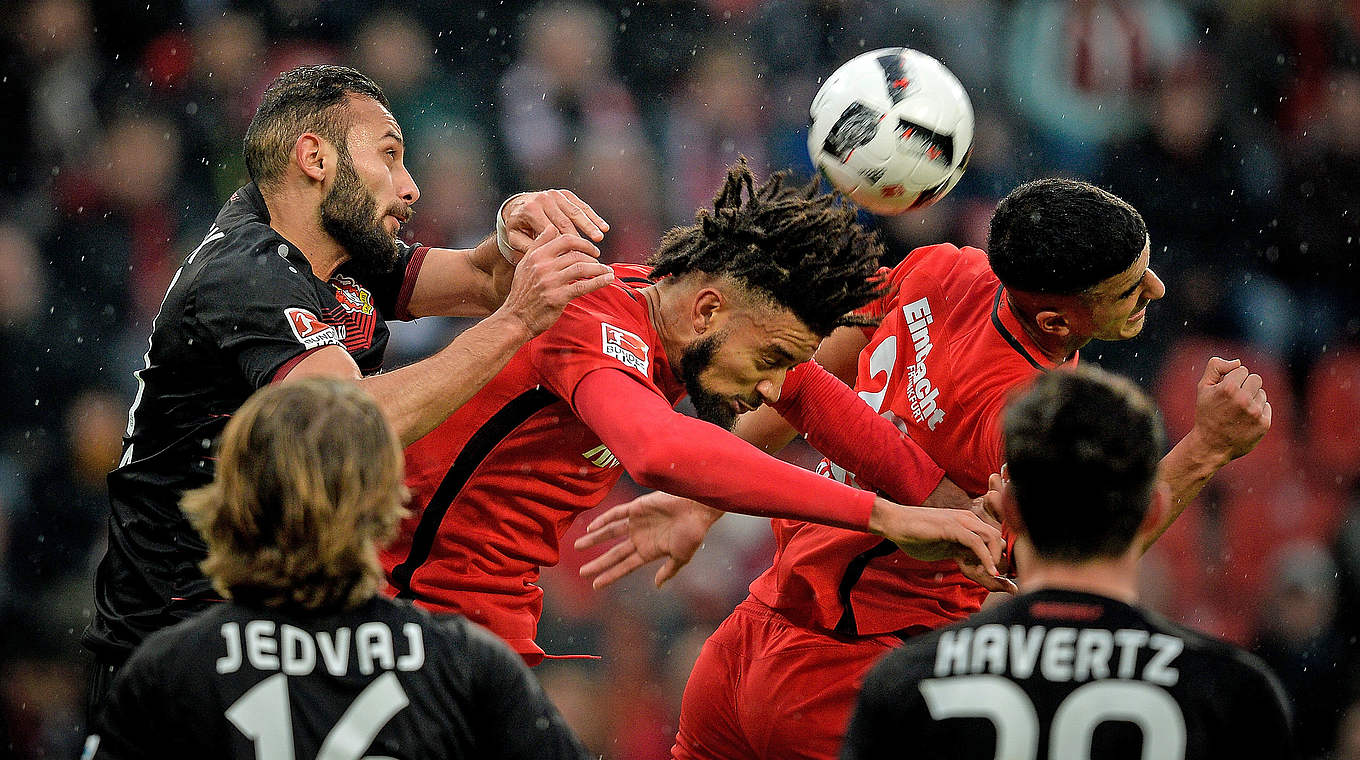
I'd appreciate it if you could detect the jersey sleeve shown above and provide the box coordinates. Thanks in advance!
[526,292,666,414]
[189,244,338,389]
[355,240,429,321]
[773,361,944,505]
[459,621,592,760]
[575,369,876,530]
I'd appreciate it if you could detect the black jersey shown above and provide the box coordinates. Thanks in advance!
[87,596,590,760]
[85,184,429,660]
[843,588,1296,760]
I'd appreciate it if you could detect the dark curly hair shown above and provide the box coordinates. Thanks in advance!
[244,65,390,193]
[648,161,884,336]
[987,178,1147,296]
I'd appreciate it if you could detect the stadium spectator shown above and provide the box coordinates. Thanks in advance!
[87,378,591,759]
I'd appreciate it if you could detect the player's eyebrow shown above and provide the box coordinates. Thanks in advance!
[767,345,800,364]
[381,129,404,145]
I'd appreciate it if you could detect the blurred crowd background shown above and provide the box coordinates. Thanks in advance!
[2,0,1359,757]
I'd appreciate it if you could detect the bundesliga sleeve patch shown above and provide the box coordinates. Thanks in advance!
[284,307,343,350]
[601,322,650,373]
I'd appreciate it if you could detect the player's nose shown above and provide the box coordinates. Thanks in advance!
[397,165,420,206]
[755,376,783,405]
[1144,268,1166,301]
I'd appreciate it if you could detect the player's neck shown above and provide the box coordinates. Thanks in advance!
[640,281,690,366]
[263,192,349,282]
[1006,291,1084,363]
[1015,545,1140,604]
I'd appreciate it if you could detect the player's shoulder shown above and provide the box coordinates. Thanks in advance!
[119,603,238,679]
[882,243,995,305]
[1136,605,1282,686]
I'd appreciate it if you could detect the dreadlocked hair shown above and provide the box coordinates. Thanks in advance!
[648,161,885,336]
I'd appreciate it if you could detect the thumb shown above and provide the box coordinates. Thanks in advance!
[655,558,681,588]
[1200,357,1241,385]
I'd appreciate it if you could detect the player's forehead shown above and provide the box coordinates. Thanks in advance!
[1087,241,1151,301]
[736,306,820,360]
[344,94,403,145]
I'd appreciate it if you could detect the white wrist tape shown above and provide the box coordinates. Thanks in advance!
[495,193,528,264]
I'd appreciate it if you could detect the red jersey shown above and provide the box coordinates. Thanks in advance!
[747,244,1074,636]
[384,264,685,660]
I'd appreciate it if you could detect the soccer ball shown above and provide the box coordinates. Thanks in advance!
[808,48,974,215]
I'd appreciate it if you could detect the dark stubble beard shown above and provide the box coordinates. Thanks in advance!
[680,332,738,431]
[319,150,405,280]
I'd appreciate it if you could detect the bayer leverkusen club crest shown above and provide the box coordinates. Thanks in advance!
[284,307,343,350]
[601,322,649,373]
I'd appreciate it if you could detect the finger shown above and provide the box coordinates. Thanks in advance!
[655,558,682,588]
[574,518,629,550]
[552,260,614,283]
[579,539,637,579]
[954,529,1001,578]
[1261,400,1273,427]
[557,189,609,232]
[551,190,606,242]
[532,234,601,261]
[586,504,631,533]
[958,562,1017,593]
[592,552,650,590]
[1241,372,1263,396]
[539,193,578,237]
[565,270,616,298]
[1201,357,1241,385]
[507,223,561,254]
[1221,365,1250,389]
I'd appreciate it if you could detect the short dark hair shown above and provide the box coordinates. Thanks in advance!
[243,65,390,193]
[1002,366,1164,562]
[647,161,884,336]
[987,178,1148,296]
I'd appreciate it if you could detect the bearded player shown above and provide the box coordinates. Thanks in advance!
[579,178,1273,759]
[383,162,1013,665]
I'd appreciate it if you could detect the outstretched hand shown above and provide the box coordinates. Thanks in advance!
[574,491,722,590]
[872,499,1018,594]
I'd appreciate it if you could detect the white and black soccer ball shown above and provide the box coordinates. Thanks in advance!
[808,48,974,215]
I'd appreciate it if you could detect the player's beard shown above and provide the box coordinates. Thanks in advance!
[319,150,406,280]
[681,332,738,431]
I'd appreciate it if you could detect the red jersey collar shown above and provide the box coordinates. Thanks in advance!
[990,286,1075,371]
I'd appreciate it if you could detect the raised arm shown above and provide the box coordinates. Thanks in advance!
[283,234,613,445]
[1142,356,1271,551]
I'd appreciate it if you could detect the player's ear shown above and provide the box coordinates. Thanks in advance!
[294,133,329,184]
[1034,308,1071,338]
[692,288,724,335]
[1138,481,1171,540]
[998,478,1025,535]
